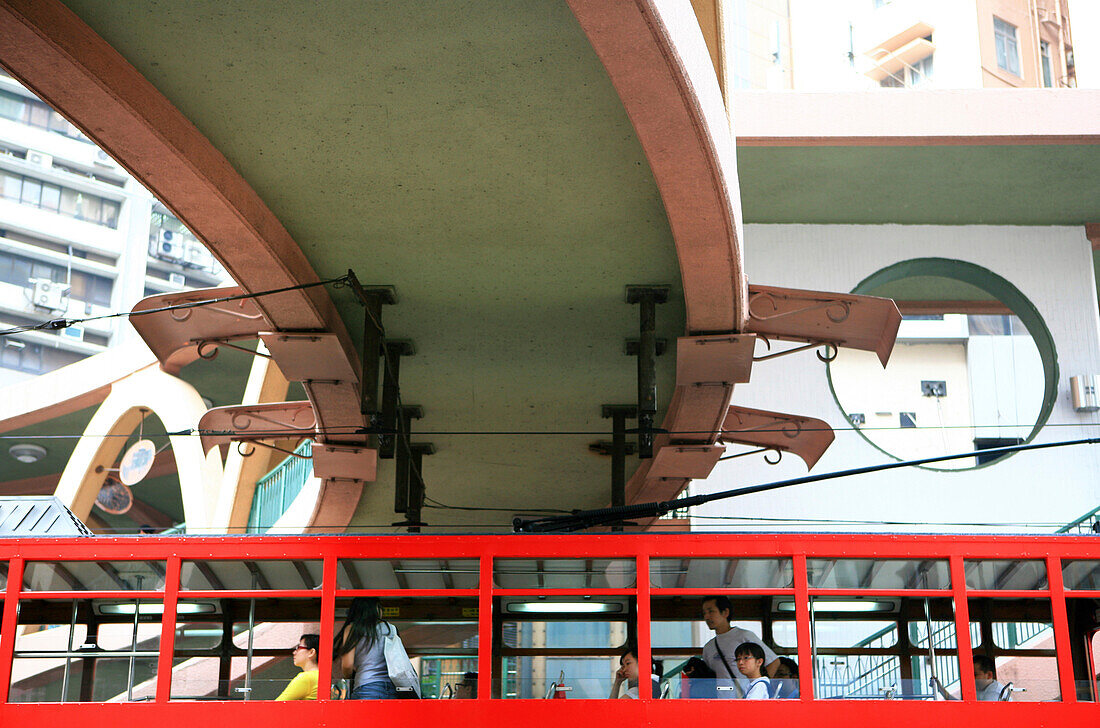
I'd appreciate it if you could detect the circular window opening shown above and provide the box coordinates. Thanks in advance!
[827,258,1057,470]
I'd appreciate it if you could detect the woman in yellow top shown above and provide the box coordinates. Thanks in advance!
[277,634,320,700]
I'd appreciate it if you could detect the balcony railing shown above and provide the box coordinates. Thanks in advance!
[245,440,313,534]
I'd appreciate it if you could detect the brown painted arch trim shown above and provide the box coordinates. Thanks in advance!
[0,0,362,530]
[567,1,749,511]
[567,0,747,334]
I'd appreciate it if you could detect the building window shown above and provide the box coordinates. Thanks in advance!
[0,170,120,228]
[0,89,90,143]
[0,250,113,306]
[994,17,1021,76]
[0,339,83,375]
[1040,41,1054,87]
[879,54,934,88]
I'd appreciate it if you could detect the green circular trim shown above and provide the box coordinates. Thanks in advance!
[825,257,1059,471]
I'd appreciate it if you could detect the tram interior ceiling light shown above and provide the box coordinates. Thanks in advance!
[505,600,626,614]
[776,599,896,613]
[9,443,47,463]
[97,602,216,616]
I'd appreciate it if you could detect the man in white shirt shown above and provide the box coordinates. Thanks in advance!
[974,655,1010,701]
[700,595,779,696]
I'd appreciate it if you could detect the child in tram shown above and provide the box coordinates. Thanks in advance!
[772,656,799,699]
[734,642,771,700]
[276,633,320,700]
[609,646,662,699]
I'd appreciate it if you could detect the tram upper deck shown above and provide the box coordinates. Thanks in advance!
[0,532,1096,727]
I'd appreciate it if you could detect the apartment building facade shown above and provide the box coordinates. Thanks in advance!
[0,70,225,389]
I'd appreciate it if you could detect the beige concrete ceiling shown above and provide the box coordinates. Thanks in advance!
[29,0,698,529]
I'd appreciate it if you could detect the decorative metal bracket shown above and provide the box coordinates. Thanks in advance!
[718,446,783,465]
[198,402,317,453]
[130,286,269,370]
[748,290,851,324]
[752,335,838,363]
[744,284,902,367]
[719,405,835,469]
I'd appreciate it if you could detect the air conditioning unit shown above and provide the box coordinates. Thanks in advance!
[94,149,114,167]
[154,229,186,263]
[30,278,70,312]
[25,149,52,168]
[167,272,187,288]
[185,242,214,271]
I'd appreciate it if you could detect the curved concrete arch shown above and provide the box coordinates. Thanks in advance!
[54,365,221,531]
[1,0,747,524]
[0,0,366,525]
[566,0,747,334]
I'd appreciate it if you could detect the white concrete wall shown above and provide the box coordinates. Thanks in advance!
[693,224,1100,533]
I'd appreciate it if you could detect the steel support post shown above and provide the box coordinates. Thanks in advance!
[347,273,397,418]
[393,404,423,514]
[625,285,669,458]
[380,340,415,459]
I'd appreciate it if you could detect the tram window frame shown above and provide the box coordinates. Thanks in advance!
[649,593,799,699]
[170,596,323,701]
[10,597,165,703]
[494,595,636,699]
[178,559,323,592]
[965,596,1062,702]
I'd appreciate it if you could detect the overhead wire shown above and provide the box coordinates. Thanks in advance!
[0,273,352,337]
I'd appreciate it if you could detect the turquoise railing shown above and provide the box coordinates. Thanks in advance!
[246,440,314,534]
[1056,505,1100,534]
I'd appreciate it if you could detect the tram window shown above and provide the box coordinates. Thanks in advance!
[179,559,322,590]
[650,558,793,589]
[494,559,635,589]
[811,597,958,700]
[497,593,634,699]
[337,558,478,590]
[10,598,162,703]
[22,560,166,591]
[968,597,1059,701]
[1064,597,1100,701]
[806,559,950,590]
[650,595,794,699]
[1,561,7,590]
[964,560,1048,590]
[332,596,478,699]
[170,597,320,700]
[501,621,628,699]
[1062,560,1100,591]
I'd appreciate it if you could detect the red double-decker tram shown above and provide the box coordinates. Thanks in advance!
[0,532,1096,726]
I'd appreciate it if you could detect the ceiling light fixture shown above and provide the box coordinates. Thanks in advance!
[505,601,624,614]
[8,443,47,464]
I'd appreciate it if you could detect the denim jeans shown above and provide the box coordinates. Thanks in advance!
[352,680,397,699]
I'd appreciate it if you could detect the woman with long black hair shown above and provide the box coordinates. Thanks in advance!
[334,597,397,699]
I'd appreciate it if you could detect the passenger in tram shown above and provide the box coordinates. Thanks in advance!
[701,595,780,694]
[682,657,718,698]
[734,643,771,700]
[609,646,662,699]
[276,634,320,701]
[334,597,399,699]
[772,657,799,699]
[974,656,1010,701]
[454,672,477,699]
